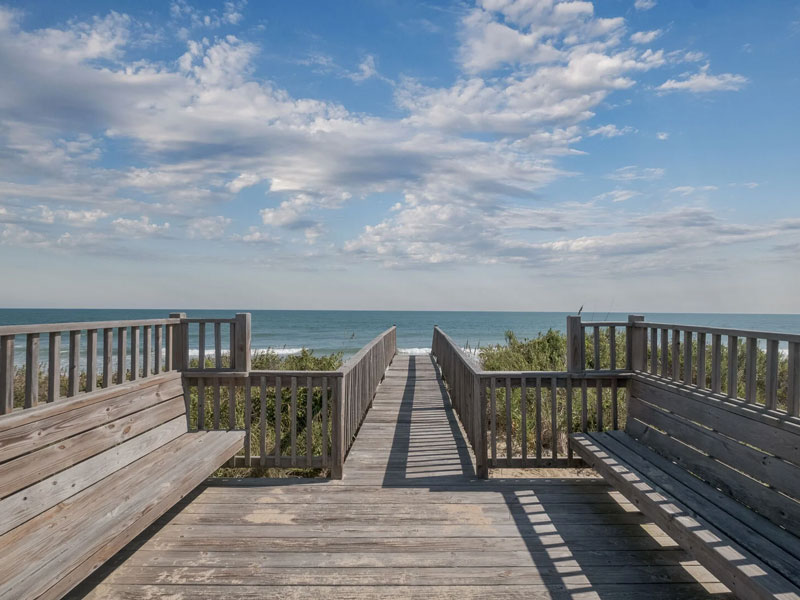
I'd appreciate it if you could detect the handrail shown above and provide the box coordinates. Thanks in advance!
[0,316,184,414]
[0,318,180,337]
[333,326,397,477]
[632,321,800,344]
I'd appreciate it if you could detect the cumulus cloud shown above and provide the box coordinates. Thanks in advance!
[634,0,657,10]
[658,64,748,93]
[187,216,231,239]
[595,189,640,203]
[588,124,634,138]
[630,29,662,45]
[112,216,170,238]
[670,185,718,196]
[656,131,669,140]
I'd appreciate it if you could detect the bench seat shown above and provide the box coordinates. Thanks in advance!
[0,373,245,600]
[573,431,800,600]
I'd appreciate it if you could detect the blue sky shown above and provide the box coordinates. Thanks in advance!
[0,1,799,311]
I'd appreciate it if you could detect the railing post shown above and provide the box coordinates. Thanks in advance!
[627,315,646,371]
[168,313,187,371]
[475,375,489,478]
[566,315,583,373]
[332,375,345,479]
[233,313,251,372]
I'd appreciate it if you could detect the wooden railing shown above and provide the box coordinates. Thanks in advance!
[335,326,397,477]
[629,321,800,416]
[182,324,397,478]
[431,326,486,475]
[0,316,183,414]
[433,326,630,476]
[184,370,340,470]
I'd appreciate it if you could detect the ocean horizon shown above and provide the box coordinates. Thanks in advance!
[2,309,800,362]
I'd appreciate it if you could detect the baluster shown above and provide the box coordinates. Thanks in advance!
[228,379,236,429]
[291,377,298,467]
[551,377,558,459]
[154,325,162,374]
[745,338,758,403]
[68,330,80,396]
[650,327,657,374]
[611,378,618,430]
[581,379,588,433]
[198,322,205,370]
[596,379,603,432]
[213,379,221,428]
[275,375,282,462]
[520,376,527,468]
[103,328,113,387]
[683,331,692,384]
[697,333,706,389]
[48,332,60,402]
[505,377,512,466]
[765,340,779,410]
[259,376,267,466]
[535,377,543,460]
[609,326,616,370]
[727,335,738,398]
[490,377,497,465]
[711,334,722,394]
[86,329,97,392]
[165,324,173,371]
[566,378,573,461]
[197,378,205,430]
[215,322,222,368]
[25,334,39,408]
[593,327,600,370]
[671,329,680,380]
[244,378,252,464]
[143,326,151,377]
[660,328,668,378]
[131,326,140,381]
[322,376,328,465]
[117,326,127,384]
[306,376,313,467]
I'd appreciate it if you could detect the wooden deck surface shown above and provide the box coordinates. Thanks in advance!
[70,355,731,599]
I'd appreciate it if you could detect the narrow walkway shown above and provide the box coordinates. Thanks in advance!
[72,355,730,599]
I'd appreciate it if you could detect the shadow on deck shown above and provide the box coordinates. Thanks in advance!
[70,355,731,599]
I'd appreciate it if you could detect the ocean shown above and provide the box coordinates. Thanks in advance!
[2,309,800,362]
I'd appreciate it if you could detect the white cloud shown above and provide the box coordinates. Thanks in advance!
[111,216,170,238]
[634,0,657,10]
[658,64,748,93]
[656,131,669,140]
[588,124,634,138]
[187,216,231,239]
[348,55,378,82]
[607,166,665,181]
[630,30,662,45]
[595,189,640,203]
[670,185,718,196]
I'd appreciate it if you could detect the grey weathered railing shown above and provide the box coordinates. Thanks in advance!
[179,313,251,372]
[182,324,396,478]
[434,323,631,476]
[0,316,183,414]
[431,326,486,476]
[335,326,397,477]
[629,320,800,416]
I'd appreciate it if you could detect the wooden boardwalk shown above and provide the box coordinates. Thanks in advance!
[70,355,730,599]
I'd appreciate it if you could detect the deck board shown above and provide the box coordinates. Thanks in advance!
[70,355,731,599]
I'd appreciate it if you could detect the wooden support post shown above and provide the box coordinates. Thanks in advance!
[627,315,645,371]
[476,375,488,478]
[25,334,39,408]
[566,315,583,373]
[331,376,345,479]
[233,313,251,372]
[169,313,186,371]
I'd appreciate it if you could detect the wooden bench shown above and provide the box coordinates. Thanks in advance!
[0,372,244,600]
[571,372,800,600]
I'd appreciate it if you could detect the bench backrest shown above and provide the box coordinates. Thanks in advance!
[626,374,800,537]
[0,372,186,536]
